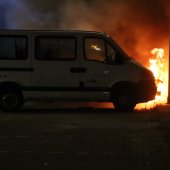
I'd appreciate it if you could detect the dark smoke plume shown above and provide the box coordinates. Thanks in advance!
[1,0,170,64]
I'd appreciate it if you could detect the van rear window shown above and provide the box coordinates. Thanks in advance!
[0,36,27,60]
[36,37,76,60]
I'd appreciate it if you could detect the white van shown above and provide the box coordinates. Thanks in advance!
[0,30,156,111]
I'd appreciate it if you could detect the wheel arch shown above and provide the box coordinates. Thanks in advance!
[111,81,137,100]
[0,81,23,94]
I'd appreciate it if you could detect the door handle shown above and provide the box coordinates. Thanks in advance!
[104,70,110,74]
[70,67,87,73]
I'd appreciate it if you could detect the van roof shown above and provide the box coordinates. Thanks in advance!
[0,29,109,37]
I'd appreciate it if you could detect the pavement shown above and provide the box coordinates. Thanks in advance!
[0,103,169,170]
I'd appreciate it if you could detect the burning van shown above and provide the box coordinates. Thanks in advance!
[0,30,156,111]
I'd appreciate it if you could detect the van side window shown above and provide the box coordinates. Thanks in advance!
[84,38,106,62]
[0,36,27,59]
[36,37,76,60]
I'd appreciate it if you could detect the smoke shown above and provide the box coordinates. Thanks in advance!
[0,0,170,64]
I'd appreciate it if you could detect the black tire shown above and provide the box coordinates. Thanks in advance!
[113,93,136,112]
[0,89,24,111]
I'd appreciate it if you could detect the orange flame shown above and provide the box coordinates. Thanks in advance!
[136,48,168,110]
[150,48,165,100]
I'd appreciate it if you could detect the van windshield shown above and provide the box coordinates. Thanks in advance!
[108,37,132,61]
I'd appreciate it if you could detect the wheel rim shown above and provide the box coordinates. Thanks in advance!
[118,95,128,106]
[1,93,18,110]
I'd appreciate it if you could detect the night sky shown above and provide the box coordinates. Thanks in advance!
[0,0,170,64]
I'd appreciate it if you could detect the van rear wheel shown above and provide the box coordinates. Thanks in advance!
[0,89,23,111]
[113,93,136,112]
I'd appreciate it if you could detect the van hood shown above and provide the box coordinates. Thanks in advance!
[127,58,154,81]
[128,58,147,70]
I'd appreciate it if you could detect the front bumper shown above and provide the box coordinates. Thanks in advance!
[135,80,157,103]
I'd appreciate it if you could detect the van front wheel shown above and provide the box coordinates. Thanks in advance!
[113,93,136,112]
[0,90,23,111]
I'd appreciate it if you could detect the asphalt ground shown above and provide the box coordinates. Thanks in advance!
[0,102,170,170]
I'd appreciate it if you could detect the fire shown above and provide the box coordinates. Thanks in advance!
[92,45,101,51]
[136,48,168,109]
[149,48,165,100]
